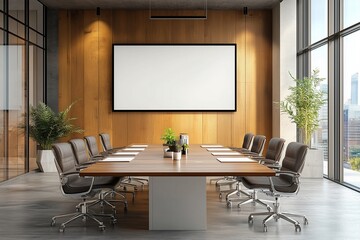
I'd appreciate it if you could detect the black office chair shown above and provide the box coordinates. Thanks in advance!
[84,135,106,160]
[99,133,124,153]
[69,138,96,168]
[211,132,255,188]
[51,142,117,232]
[244,142,308,232]
[235,134,267,156]
[70,138,135,202]
[226,137,285,207]
[99,133,149,187]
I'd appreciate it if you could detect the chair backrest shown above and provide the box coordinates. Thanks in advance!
[250,135,266,155]
[84,136,100,157]
[265,137,286,162]
[52,142,78,175]
[242,133,254,149]
[99,133,112,151]
[69,138,90,165]
[280,142,308,181]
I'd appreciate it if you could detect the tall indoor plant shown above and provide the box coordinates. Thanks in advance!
[29,102,83,172]
[280,69,326,146]
[280,69,326,178]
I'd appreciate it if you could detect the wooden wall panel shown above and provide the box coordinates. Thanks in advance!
[98,10,113,136]
[83,11,99,138]
[59,9,273,147]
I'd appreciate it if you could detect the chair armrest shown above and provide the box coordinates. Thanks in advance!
[268,170,300,194]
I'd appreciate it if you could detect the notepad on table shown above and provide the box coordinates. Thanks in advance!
[112,152,139,156]
[101,157,134,162]
[122,148,145,151]
[207,148,232,151]
[217,157,256,163]
[201,145,223,148]
[211,152,241,156]
[130,144,148,148]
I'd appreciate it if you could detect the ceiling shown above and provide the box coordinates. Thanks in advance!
[39,0,280,10]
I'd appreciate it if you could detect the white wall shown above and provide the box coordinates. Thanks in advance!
[272,0,297,144]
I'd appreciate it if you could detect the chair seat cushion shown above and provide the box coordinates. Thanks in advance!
[241,176,298,193]
[63,175,120,194]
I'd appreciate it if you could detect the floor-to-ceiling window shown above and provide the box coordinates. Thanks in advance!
[298,0,360,189]
[0,0,45,182]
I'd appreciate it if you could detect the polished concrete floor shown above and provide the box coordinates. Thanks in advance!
[0,172,360,239]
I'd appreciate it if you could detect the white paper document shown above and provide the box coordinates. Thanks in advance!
[123,148,145,151]
[211,152,241,156]
[102,157,134,162]
[130,144,148,148]
[201,145,223,148]
[111,152,139,155]
[217,157,256,163]
[207,148,232,151]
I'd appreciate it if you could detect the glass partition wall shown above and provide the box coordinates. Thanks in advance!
[298,0,360,190]
[0,0,45,182]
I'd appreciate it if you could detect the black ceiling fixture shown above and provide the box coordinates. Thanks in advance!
[149,0,207,20]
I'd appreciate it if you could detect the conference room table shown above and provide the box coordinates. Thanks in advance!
[79,144,275,230]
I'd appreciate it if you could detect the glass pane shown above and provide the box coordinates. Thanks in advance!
[1,42,26,179]
[29,46,43,171]
[311,45,328,176]
[343,0,360,29]
[9,18,25,39]
[0,0,3,11]
[310,0,328,44]
[29,0,44,34]
[29,29,43,47]
[0,12,3,28]
[9,0,25,23]
[0,30,5,181]
[343,30,360,188]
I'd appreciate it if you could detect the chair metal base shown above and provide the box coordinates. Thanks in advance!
[248,198,308,232]
[51,199,116,232]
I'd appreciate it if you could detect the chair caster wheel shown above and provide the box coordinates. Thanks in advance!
[226,201,232,208]
[111,218,117,225]
[267,206,272,212]
[304,218,309,225]
[219,193,222,199]
[99,225,106,231]
[295,224,301,232]
[51,220,56,227]
[263,224,268,232]
[59,224,65,233]
[248,215,253,224]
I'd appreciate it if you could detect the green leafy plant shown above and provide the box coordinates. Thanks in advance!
[160,128,177,146]
[29,102,83,150]
[349,157,360,171]
[280,69,326,146]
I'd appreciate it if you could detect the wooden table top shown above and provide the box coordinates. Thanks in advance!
[79,145,275,177]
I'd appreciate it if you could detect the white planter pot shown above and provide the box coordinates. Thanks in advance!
[301,148,324,179]
[36,150,57,172]
[173,152,182,161]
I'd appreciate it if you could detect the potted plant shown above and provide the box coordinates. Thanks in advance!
[29,102,83,172]
[280,69,326,178]
[182,143,189,155]
[161,128,177,152]
[173,144,182,161]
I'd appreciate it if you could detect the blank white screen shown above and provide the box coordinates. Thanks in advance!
[113,44,236,111]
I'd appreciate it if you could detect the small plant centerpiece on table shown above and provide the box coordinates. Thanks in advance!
[160,128,177,152]
[182,143,189,155]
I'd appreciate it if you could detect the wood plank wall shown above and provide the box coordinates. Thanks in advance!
[58,10,273,149]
